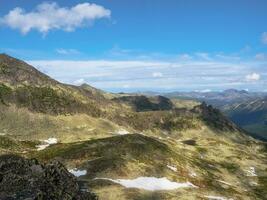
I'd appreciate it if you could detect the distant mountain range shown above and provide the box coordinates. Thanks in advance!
[162,89,267,141]
[164,89,266,107]
[224,97,267,141]
[0,54,266,200]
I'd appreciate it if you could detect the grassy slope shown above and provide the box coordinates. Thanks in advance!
[31,133,267,200]
[1,102,266,199]
[0,105,125,142]
[1,54,266,199]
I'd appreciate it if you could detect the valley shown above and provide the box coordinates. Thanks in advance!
[164,90,267,141]
[0,54,266,200]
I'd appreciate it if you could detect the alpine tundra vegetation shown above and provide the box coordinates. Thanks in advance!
[0,0,267,200]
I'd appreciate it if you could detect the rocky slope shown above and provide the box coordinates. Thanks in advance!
[0,54,266,200]
[113,95,174,112]
[223,97,267,141]
[0,154,97,200]
[165,89,267,141]
[32,134,267,200]
[0,53,119,116]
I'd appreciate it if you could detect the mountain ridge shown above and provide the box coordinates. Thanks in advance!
[1,54,266,200]
[0,54,243,137]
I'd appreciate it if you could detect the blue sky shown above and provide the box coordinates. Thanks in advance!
[0,0,267,92]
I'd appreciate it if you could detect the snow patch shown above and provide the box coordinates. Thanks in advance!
[245,167,257,177]
[116,129,129,135]
[167,165,177,172]
[249,181,258,186]
[68,168,87,177]
[95,177,197,191]
[204,196,234,200]
[189,171,197,177]
[36,138,58,151]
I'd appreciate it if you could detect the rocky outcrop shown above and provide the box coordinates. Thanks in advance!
[192,102,242,132]
[0,154,97,200]
[113,95,174,112]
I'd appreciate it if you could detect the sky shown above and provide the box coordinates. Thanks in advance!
[0,0,267,92]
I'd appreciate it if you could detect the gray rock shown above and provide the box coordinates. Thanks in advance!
[0,154,97,200]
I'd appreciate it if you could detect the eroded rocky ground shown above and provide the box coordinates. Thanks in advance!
[0,154,97,200]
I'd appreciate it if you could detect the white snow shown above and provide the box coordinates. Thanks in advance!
[249,181,258,186]
[199,154,205,159]
[245,167,257,177]
[36,144,49,151]
[167,165,177,172]
[95,177,197,191]
[116,129,129,135]
[43,138,57,144]
[208,164,215,168]
[36,138,58,151]
[204,196,234,200]
[189,171,197,177]
[68,168,87,177]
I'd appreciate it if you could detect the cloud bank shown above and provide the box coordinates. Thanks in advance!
[28,57,266,92]
[246,73,260,81]
[0,2,111,34]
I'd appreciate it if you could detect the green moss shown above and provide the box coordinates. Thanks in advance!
[195,146,208,154]
[13,86,101,116]
[252,176,267,199]
[0,63,10,74]
[0,84,12,104]
[111,110,201,132]
[0,136,37,153]
[0,136,18,149]
[219,161,239,173]
[32,134,179,179]
[34,134,173,161]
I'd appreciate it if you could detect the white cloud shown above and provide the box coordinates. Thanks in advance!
[261,32,267,45]
[195,52,211,60]
[195,89,212,93]
[245,73,260,81]
[215,53,240,61]
[152,72,163,78]
[28,57,266,92]
[56,48,80,55]
[0,2,111,34]
[73,78,86,85]
[108,45,134,57]
[123,84,130,88]
[177,54,192,60]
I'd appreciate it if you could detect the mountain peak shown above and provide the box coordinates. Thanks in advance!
[223,89,249,95]
[0,53,10,57]
[0,54,57,86]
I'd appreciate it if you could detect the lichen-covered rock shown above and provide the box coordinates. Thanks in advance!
[0,154,97,200]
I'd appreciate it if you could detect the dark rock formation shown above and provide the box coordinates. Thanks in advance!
[113,95,174,112]
[192,102,242,132]
[0,154,97,200]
